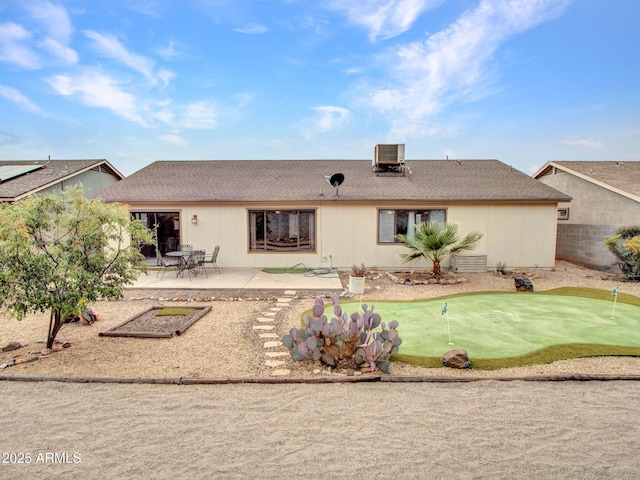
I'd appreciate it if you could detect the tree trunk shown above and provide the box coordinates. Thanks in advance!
[432,261,442,277]
[47,309,63,349]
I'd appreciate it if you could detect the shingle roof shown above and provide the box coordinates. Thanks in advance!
[535,161,640,200]
[96,159,570,203]
[0,160,123,201]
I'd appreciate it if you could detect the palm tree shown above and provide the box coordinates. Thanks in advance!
[397,222,484,276]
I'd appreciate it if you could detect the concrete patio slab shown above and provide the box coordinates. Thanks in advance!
[126,267,343,291]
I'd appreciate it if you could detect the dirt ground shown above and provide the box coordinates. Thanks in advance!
[1,260,639,380]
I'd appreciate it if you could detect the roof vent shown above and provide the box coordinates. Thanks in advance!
[373,144,406,176]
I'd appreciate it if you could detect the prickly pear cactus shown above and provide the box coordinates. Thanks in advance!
[281,294,402,373]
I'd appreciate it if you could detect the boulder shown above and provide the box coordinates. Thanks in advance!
[514,276,534,292]
[441,349,472,369]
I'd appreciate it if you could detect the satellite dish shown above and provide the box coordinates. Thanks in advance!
[324,173,345,197]
[325,173,344,187]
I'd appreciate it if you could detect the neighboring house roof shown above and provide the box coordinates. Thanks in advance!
[0,159,123,202]
[534,161,640,202]
[96,159,571,203]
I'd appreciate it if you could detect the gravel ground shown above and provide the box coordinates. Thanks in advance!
[1,261,639,380]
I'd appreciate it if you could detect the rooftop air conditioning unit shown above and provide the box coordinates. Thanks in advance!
[374,144,405,166]
[373,144,405,174]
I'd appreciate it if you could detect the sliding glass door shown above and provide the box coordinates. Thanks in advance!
[131,212,180,257]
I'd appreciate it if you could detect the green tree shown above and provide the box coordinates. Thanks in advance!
[0,186,153,348]
[604,225,640,281]
[396,221,484,276]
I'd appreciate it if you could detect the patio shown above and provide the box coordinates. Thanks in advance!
[127,267,343,290]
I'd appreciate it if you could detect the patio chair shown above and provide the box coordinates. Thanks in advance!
[155,250,179,280]
[191,250,206,277]
[201,245,221,276]
[180,244,193,252]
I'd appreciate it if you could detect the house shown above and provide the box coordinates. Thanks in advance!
[96,151,571,272]
[534,161,640,271]
[0,159,123,202]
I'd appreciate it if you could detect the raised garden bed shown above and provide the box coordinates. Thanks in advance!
[99,306,212,338]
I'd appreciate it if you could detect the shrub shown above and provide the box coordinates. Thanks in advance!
[604,225,640,281]
[281,294,402,374]
[496,261,508,275]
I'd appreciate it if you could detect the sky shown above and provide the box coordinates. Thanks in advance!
[0,0,638,176]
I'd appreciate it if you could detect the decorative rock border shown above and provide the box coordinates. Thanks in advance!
[385,271,467,285]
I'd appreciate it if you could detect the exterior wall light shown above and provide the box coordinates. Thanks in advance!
[191,214,198,224]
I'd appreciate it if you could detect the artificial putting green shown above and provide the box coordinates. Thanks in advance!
[334,292,640,359]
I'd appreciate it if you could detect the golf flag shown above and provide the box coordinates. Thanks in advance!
[442,303,448,315]
[611,287,619,318]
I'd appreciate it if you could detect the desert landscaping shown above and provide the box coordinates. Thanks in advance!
[1,260,639,381]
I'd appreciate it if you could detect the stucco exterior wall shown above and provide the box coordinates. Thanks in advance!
[536,169,639,271]
[449,202,557,269]
[128,200,560,271]
[537,169,638,224]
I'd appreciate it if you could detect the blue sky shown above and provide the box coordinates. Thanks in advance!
[1,0,638,176]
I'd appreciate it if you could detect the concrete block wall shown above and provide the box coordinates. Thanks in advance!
[556,224,621,272]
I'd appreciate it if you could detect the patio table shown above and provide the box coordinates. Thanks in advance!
[166,250,202,278]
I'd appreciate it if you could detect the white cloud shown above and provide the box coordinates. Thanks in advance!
[156,68,176,88]
[330,0,441,41]
[177,101,218,129]
[46,70,146,125]
[26,1,74,43]
[158,134,188,146]
[39,37,78,65]
[26,1,78,65]
[0,1,78,68]
[157,39,182,59]
[312,106,351,132]
[0,22,41,69]
[362,0,571,137]
[154,99,219,129]
[0,83,46,114]
[563,139,604,149]
[44,66,223,131]
[235,24,269,35]
[84,30,173,86]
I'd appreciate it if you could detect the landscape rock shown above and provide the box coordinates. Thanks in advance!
[0,359,16,369]
[514,276,534,292]
[441,349,472,369]
[2,341,21,352]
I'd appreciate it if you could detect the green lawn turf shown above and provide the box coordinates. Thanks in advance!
[327,288,640,369]
[262,267,311,274]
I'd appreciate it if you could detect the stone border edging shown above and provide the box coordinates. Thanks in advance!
[1,374,639,385]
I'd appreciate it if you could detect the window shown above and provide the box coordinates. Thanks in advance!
[249,210,315,252]
[557,208,569,220]
[378,209,446,243]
